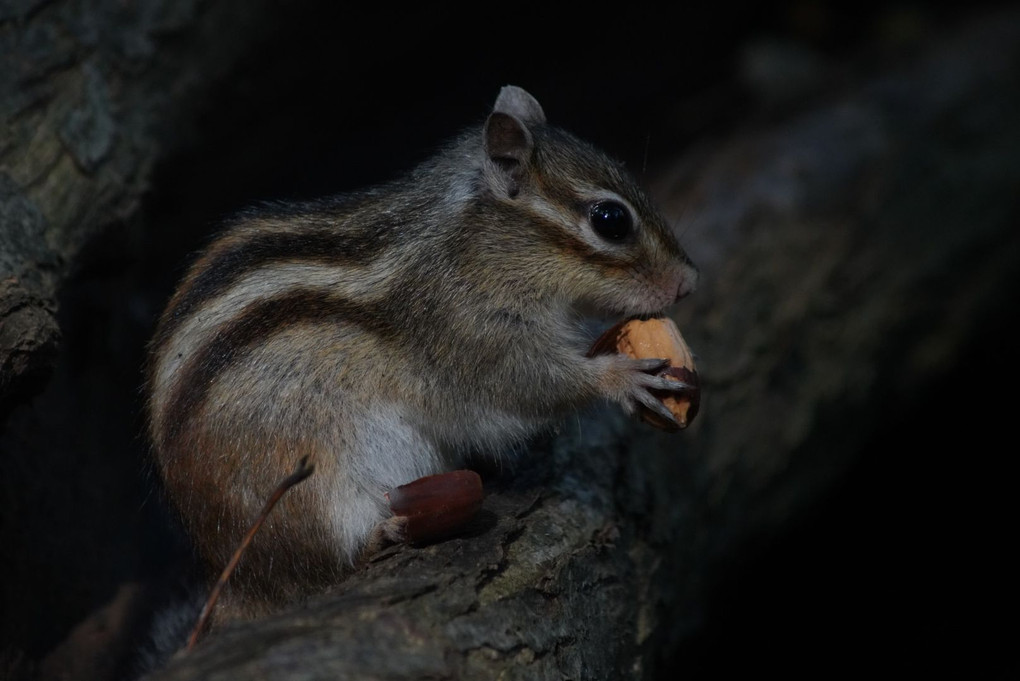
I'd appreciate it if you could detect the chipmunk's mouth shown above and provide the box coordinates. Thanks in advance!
[625,311,667,322]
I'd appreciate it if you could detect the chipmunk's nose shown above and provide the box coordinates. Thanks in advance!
[674,264,699,302]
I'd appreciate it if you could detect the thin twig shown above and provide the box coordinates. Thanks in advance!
[186,456,315,650]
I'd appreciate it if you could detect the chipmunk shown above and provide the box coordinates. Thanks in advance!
[145,85,698,617]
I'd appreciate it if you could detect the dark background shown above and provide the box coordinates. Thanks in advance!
[2,1,1016,678]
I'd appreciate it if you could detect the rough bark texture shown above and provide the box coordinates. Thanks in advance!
[1,0,273,410]
[2,3,1018,680]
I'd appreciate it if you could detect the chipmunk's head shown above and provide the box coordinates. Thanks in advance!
[480,85,698,317]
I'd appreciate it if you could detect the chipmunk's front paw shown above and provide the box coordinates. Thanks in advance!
[613,356,697,430]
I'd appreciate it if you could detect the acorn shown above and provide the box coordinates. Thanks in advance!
[589,315,700,431]
[386,470,483,545]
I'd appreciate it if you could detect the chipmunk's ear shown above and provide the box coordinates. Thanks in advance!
[484,112,533,165]
[484,87,545,196]
[484,86,545,164]
[493,85,546,126]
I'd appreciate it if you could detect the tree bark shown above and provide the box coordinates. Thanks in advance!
[1,0,276,409]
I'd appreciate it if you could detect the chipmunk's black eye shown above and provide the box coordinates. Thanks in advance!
[589,200,633,241]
